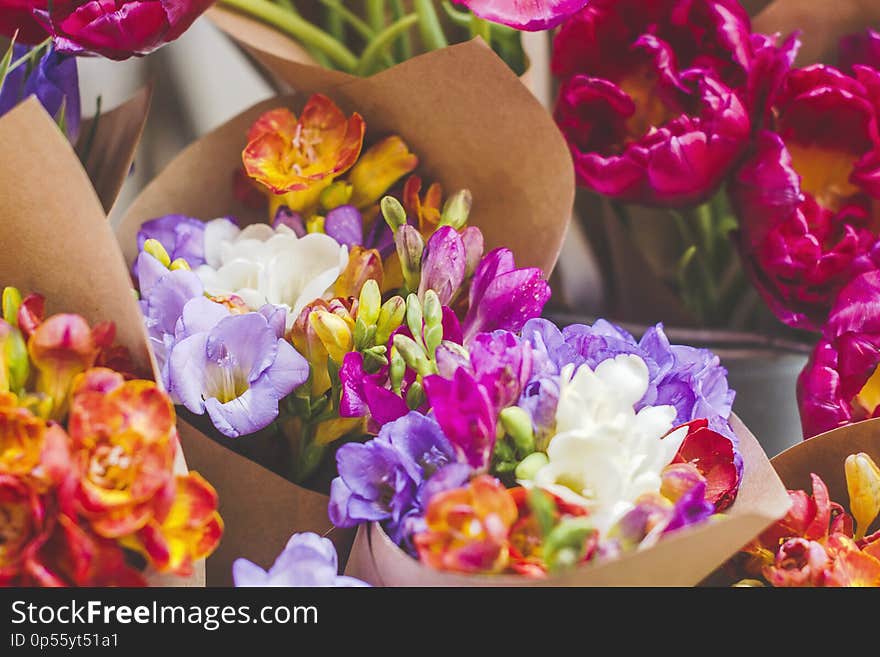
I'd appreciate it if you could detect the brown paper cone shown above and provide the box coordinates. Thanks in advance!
[115,47,572,584]
[344,415,791,586]
[76,86,153,214]
[0,98,203,587]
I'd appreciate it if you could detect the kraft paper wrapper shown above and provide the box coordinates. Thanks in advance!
[76,86,152,214]
[772,418,880,527]
[207,5,535,96]
[0,98,204,587]
[344,414,792,586]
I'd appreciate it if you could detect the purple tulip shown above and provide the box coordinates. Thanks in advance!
[0,44,80,140]
[423,368,496,471]
[233,532,367,587]
[168,309,309,438]
[137,214,207,268]
[461,248,550,344]
[418,226,466,306]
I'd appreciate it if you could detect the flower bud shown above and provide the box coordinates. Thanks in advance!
[1,321,29,393]
[389,346,406,394]
[461,226,485,278]
[169,258,191,271]
[395,225,424,292]
[381,195,408,232]
[845,452,880,539]
[334,247,384,300]
[307,215,326,234]
[405,293,425,348]
[500,406,535,457]
[544,518,595,573]
[272,206,307,237]
[375,296,406,346]
[422,290,443,356]
[143,238,171,268]
[358,279,382,327]
[320,181,354,211]
[2,287,21,325]
[362,345,388,371]
[515,452,549,481]
[309,310,354,364]
[406,380,425,410]
[439,189,473,229]
[393,334,433,377]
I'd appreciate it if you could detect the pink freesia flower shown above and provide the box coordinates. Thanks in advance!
[455,0,589,31]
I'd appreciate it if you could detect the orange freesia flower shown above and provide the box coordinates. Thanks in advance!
[403,175,444,236]
[128,472,223,576]
[415,475,518,574]
[67,369,177,540]
[0,394,70,487]
[0,472,52,586]
[348,136,418,209]
[243,95,365,201]
[27,314,101,420]
[823,534,880,587]
[334,246,384,299]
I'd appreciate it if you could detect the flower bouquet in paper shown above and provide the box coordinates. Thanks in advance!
[115,41,574,585]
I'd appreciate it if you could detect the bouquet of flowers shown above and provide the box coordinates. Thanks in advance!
[0,104,222,587]
[116,43,575,584]
[724,419,880,587]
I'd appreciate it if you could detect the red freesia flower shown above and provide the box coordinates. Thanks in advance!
[730,64,880,330]
[551,0,791,207]
[0,0,214,60]
[670,419,740,511]
[797,271,880,437]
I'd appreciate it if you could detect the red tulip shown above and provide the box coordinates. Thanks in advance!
[551,0,792,207]
[731,64,880,330]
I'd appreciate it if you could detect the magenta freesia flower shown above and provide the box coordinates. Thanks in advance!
[418,226,466,306]
[551,0,792,207]
[461,248,550,343]
[338,351,410,428]
[730,64,880,330]
[798,271,880,438]
[454,0,589,31]
[168,303,309,438]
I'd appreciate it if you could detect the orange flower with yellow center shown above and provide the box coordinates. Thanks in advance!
[0,393,70,488]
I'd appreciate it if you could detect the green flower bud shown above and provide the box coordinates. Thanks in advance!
[500,406,536,457]
[375,296,406,346]
[405,294,425,349]
[544,518,595,573]
[515,452,549,481]
[2,287,21,325]
[393,333,433,377]
[422,290,443,355]
[439,188,473,229]
[357,279,382,326]
[406,380,425,410]
[2,326,29,392]
[381,195,408,233]
[396,226,424,293]
[353,317,370,351]
[389,346,405,395]
[320,181,353,211]
[169,258,191,271]
[362,345,388,371]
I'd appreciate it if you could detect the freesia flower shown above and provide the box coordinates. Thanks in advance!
[730,64,880,329]
[525,354,688,532]
[329,412,463,541]
[0,44,80,141]
[233,532,367,587]
[671,419,740,511]
[8,0,216,60]
[346,136,418,209]
[456,0,589,31]
[797,271,880,437]
[195,220,348,329]
[0,473,52,585]
[461,248,550,343]
[845,452,880,540]
[243,97,365,209]
[137,214,212,268]
[168,304,309,438]
[418,226,466,306]
[0,393,69,483]
[415,475,518,574]
[551,0,764,207]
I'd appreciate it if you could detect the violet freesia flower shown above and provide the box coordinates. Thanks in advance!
[461,248,550,344]
[233,532,367,587]
[455,0,588,31]
[418,226,466,306]
[323,205,363,249]
[338,351,410,428]
[730,64,880,330]
[551,0,790,207]
[168,306,309,438]
[0,44,80,140]
[137,215,212,268]
[798,271,880,438]
[329,412,463,540]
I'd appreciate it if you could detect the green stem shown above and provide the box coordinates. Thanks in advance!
[694,201,715,264]
[324,2,345,41]
[319,0,376,41]
[220,0,358,71]
[366,0,386,33]
[469,15,492,47]
[389,0,412,61]
[414,0,448,51]
[441,0,471,26]
[274,0,295,12]
[673,210,717,323]
[356,14,418,76]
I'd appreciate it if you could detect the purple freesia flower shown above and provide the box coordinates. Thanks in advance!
[137,214,207,268]
[168,307,309,438]
[664,481,715,534]
[233,532,367,587]
[423,368,496,471]
[418,226,466,306]
[462,248,550,343]
[0,44,80,140]
[338,351,410,429]
[324,205,363,249]
[272,206,306,237]
[135,251,204,387]
[329,412,464,541]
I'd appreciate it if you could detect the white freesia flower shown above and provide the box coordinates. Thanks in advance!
[196,219,349,328]
[524,354,687,533]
